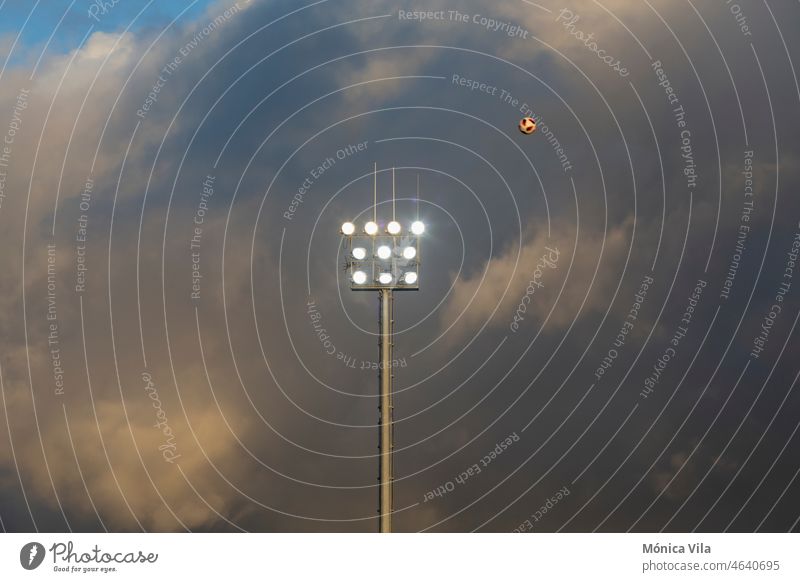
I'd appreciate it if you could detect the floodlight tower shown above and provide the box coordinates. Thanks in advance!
[339,165,424,533]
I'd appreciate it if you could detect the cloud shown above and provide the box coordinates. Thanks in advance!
[1,0,799,534]
[0,1,302,532]
[441,215,634,340]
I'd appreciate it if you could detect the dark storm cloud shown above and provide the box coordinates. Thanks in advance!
[0,0,799,533]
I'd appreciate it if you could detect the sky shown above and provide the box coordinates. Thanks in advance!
[0,0,799,532]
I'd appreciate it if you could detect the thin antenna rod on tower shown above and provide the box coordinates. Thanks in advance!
[373,163,378,223]
[416,174,420,221]
[392,167,396,221]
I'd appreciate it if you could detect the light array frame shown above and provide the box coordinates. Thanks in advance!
[342,222,421,291]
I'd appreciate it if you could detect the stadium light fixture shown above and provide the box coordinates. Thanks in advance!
[338,165,424,533]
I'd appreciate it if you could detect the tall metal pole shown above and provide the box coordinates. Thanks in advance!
[378,288,394,532]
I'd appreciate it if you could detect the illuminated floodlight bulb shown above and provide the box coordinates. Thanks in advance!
[341,222,355,235]
[402,246,416,260]
[377,245,392,260]
[352,247,367,260]
[352,270,368,285]
[403,271,418,285]
[410,221,425,235]
[378,272,393,285]
[387,221,401,235]
[364,221,379,235]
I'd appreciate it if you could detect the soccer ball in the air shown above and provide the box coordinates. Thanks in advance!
[518,117,537,134]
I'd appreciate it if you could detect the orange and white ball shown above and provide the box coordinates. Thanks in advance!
[518,117,537,134]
